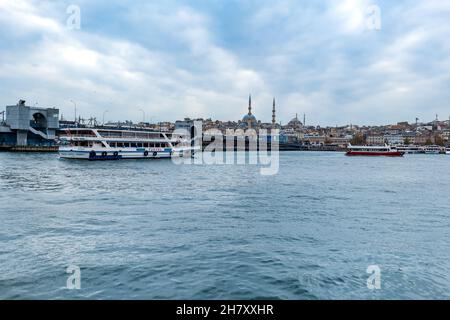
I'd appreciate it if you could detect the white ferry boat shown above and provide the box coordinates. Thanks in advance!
[59,128,197,160]
[394,145,425,154]
[423,145,444,154]
[346,144,404,157]
[446,148,450,155]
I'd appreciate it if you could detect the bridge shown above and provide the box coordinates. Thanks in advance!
[1,100,59,148]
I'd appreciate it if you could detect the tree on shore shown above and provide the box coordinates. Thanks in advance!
[435,135,445,146]
[404,137,411,145]
[350,133,366,145]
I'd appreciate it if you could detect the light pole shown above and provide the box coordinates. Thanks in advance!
[102,110,109,126]
[70,100,77,123]
[138,108,146,124]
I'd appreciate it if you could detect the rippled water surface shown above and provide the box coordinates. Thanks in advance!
[0,152,449,299]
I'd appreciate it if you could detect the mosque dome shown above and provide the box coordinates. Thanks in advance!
[288,114,303,127]
[242,113,257,123]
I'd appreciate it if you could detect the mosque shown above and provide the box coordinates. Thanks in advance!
[286,113,304,130]
[240,95,259,129]
[238,95,303,130]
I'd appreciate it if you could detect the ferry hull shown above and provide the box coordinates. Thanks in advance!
[346,151,404,157]
[59,150,174,160]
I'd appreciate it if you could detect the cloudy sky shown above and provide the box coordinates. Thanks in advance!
[0,0,449,126]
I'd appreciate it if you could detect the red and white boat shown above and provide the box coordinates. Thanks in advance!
[346,144,405,157]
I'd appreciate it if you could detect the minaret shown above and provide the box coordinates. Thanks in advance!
[272,98,276,126]
[246,94,253,129]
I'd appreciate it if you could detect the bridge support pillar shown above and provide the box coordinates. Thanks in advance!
[47,128,55,139]
[16,130,28,146]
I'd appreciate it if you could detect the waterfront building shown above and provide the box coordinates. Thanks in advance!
[303,134,326,146]
[175,118,196,132]
[367,135,385,145]
[0,100,59,149]
[401,132,417,144]
[329,136,352,148]
[414,132,435,145]
[441,129,450,145]
[384,134,404,145]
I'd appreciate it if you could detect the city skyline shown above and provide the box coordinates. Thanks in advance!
[54,95,448,128]
[1,1,450,126]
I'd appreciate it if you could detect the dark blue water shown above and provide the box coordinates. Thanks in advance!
[0,152,449,299]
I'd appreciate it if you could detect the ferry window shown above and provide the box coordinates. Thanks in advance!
[131,143,137,148]
[144,143,149,148]
[137,143,143,148]
[117,142,123,148]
